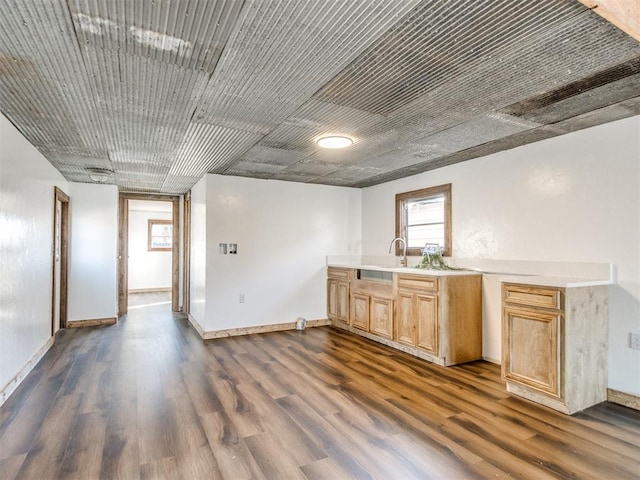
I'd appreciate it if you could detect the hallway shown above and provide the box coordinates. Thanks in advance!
[0,303,639,479]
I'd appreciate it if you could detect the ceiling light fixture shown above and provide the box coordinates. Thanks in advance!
[316,136,353,149]
[86,167,113,183]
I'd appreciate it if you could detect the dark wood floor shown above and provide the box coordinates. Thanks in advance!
[1,299,639,479]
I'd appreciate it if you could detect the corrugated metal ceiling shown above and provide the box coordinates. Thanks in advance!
[0,0,638,193]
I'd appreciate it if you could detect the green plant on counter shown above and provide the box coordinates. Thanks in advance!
[415,244,459,270]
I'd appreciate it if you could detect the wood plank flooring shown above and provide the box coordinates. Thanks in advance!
[1,299,639,479]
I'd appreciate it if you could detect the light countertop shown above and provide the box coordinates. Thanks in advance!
[326,256,614,286]
[327,262,481,277]
[499,275,613,288]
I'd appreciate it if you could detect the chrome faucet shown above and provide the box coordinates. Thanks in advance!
[388,237,407,267]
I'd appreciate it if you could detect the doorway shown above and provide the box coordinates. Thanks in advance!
[52,187,69,335]
[118,193,180,316]
[127,199,173,310]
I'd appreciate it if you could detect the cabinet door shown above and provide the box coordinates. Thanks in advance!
[395,291,416,346]
[370,298,393,339]
[416,293,438,355]
[327,279,338,321]
[503,306,561,398]
[351,293,370,331]
[337,280,349,324]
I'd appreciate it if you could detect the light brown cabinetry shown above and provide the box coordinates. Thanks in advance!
[396,274,481,366]
[369,297,394,338]
[396,278,439,355]
[502,282,608,414]
[350,292,370,331]
[327,267,482,366]
[349,278,394,339]
[327,267,351,325]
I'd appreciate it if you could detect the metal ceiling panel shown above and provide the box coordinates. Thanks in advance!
[226,160,285,174]
[192,0,421,131]
[413,113,541,154]
[315,0,587,116]
[361,145,450,173]
[169,122,262,176]
[280,159,339,177]
[0,0,107,151]
[161,175,203,194]
[548,96,640,134]
[68,0,244,74]
[505,74,640,125]
[257,98,385,150]
[221,168,272,180]
[269,171,319,183]
[361,10,640,140]
[500,56,640,117]
[0,1,639,192]
[234,144,308,167]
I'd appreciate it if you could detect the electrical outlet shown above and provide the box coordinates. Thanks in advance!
[239,293,245,304]
[631,332,640,350]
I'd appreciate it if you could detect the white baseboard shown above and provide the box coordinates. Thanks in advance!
[1,336,55,407]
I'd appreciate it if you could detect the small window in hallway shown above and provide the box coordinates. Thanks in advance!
[148,219,172,251]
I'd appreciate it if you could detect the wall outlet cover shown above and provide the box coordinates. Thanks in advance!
[630,332,640,350]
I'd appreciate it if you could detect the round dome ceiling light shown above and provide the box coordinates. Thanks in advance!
[316,136,353,149]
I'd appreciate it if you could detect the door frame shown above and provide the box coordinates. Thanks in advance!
[182,191,191,315]
[52,187,70,335]
[118,193,180,316]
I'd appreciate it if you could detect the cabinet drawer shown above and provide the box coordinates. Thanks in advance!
[397,275,439,292]
[327,267,350,280]
[503,284,563,310]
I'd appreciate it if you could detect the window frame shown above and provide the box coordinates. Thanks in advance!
[395,183,452,257]
[147,219,173,252]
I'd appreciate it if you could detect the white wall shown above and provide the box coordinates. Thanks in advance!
[67,183,118,321]
[362,116,640,396]
[0,113,68,402]
[128,204,172,291]
[192,174,362,333]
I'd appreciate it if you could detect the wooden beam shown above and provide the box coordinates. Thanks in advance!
[579,0,640,42]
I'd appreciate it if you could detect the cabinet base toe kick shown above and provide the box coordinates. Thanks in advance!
[332,321,455,366]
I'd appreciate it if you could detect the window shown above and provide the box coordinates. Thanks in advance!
[396,184,451,256]
[148,219,173,251]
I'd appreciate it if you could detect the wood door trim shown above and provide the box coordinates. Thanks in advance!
[182,191,191,315]
[118,193,181,315]
[52,187,70,334]
[117,196,128,316]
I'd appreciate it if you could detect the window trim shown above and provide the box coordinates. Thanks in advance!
[395,183,452,257]
[148,219,173,252]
